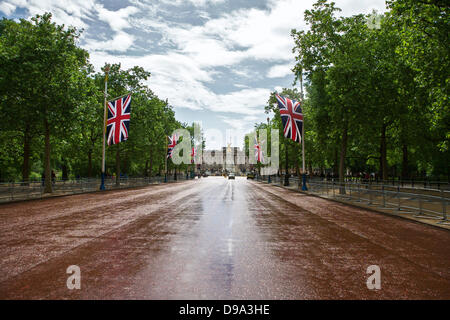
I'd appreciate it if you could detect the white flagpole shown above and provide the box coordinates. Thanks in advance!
[302,121,305,171]
[100,65,110,190]
[165,136,168,182]
[300,69,307,190]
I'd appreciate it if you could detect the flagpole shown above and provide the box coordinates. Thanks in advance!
[300,69,307,191]
[302,121,305,172]
[267,117,271,183]
[100,65,110,190]
[164,136,168,183]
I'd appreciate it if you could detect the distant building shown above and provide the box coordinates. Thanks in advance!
[201,147,251,174]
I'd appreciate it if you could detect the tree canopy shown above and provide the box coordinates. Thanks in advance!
[256,0,449,182]
[0,13,186,188]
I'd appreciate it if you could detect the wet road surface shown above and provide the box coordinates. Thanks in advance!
[0,177,449,299]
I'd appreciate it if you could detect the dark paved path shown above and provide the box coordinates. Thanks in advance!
[0,177,449,299]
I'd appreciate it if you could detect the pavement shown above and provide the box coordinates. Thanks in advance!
[0,176,449,299]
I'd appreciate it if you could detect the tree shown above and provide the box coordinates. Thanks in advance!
[288,0,449,183]
[292,2,370,192]
[0,13,90,192]
[0,13,186,185]
[388,0,449,178]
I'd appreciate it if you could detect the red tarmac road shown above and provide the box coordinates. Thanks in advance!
[0,177,449,299]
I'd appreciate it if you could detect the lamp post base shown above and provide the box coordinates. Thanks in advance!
[284,174,289,186]
[302,173,308,191]
[100,173,105,190]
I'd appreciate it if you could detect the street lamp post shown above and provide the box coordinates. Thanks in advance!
[267,117,271,184]
[284,141,289,186]
[299,69,307,191]
[100,64,110,191]
[164,136,168,183]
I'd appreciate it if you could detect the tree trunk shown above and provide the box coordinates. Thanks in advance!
[149,153,153,177]
[87,149,93,178]
[22,126,31,184]
[295,146,300,177]
[144,160,149,177]
[44,119,52,193]
[61,158,68,181]
[115,144,120,186]
[339,123,348,194]
[285,144,288,175]
[401,143,409,180]
[380,123,388,181]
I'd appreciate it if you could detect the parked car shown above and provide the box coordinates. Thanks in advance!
[228,173,235,179]
[246,173,255,179]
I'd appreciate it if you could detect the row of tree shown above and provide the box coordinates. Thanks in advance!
[0,13,192,191]
[255,0,449,184]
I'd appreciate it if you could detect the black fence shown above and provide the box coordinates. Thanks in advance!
[256,174,449,224]
[0,174,195,203]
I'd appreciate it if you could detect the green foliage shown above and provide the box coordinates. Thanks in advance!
[0,13,183,183]
[254,0,449,180]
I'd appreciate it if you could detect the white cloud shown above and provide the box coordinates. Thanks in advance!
[335,0,387,16]
[274,86,283,93]
[209,88,271,115]
[129,0,310,70]
[220,115,259,130]
[9,0,98,30]
[85,0,312,137]
[0,2,16,15]
[83,32,135,52]
[212,114,263,150]
[231,68,257,79]
[80,5,140,52]
[187,0,225,6]
[88,50,212,110]
[165,26,246,67]
[95,5,138,32]
[90,48,271,116]
[1,1,141,49]
[267,63,294,78]
[4,0,387,147]
[159,0,225,6]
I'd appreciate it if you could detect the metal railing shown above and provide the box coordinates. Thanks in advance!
[307,176,450,191]
[256,175,449,224]
[0,174,195,204]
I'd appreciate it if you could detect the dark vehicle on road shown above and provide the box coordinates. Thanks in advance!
[202,171,210,177]
[228,173,235,179]
[246,172,255,179]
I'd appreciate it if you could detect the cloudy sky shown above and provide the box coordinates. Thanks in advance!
[1,0,386,149]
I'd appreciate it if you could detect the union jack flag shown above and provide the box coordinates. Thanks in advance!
[254,136,264,163]
[275,94,303,143]
[167,134,178,159]
[106,94,132,145]
[191,147,196,164]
